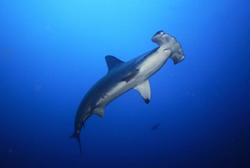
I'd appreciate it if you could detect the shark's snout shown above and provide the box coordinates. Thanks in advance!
[153,30,185,64]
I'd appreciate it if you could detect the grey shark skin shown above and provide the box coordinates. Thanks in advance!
[71,30,184,151]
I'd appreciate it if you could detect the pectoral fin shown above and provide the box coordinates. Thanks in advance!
[93,107,104,118]
[134,80,151,104]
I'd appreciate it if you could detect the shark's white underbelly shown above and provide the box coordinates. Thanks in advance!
[138,49,171,79]
[98,49,171,107]
[99,79,138,107]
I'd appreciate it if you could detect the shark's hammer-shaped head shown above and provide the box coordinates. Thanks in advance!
[152,30,185,64]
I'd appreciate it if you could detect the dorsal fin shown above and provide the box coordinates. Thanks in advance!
[105,55,124,71]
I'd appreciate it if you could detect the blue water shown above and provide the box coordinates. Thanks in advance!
[1,0,249,168]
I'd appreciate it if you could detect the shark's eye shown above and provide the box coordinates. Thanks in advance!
[155,30,164,36]
[158,31,163,35]
[157,31,164,35]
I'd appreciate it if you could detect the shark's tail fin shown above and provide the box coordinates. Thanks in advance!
[70,132,82,154]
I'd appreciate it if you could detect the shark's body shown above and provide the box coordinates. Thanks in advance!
[71,31,184,151]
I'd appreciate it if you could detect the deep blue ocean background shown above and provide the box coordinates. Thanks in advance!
[0,0,249,168]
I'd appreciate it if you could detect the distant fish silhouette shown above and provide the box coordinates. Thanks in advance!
[71,30,185,153]
[152,123,161,130]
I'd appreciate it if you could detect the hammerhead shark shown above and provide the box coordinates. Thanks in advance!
[71,30,184,152]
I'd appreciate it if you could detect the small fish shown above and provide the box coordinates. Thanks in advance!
[151,123,161,130]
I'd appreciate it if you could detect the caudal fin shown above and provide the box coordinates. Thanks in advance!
[70,133,82,154]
